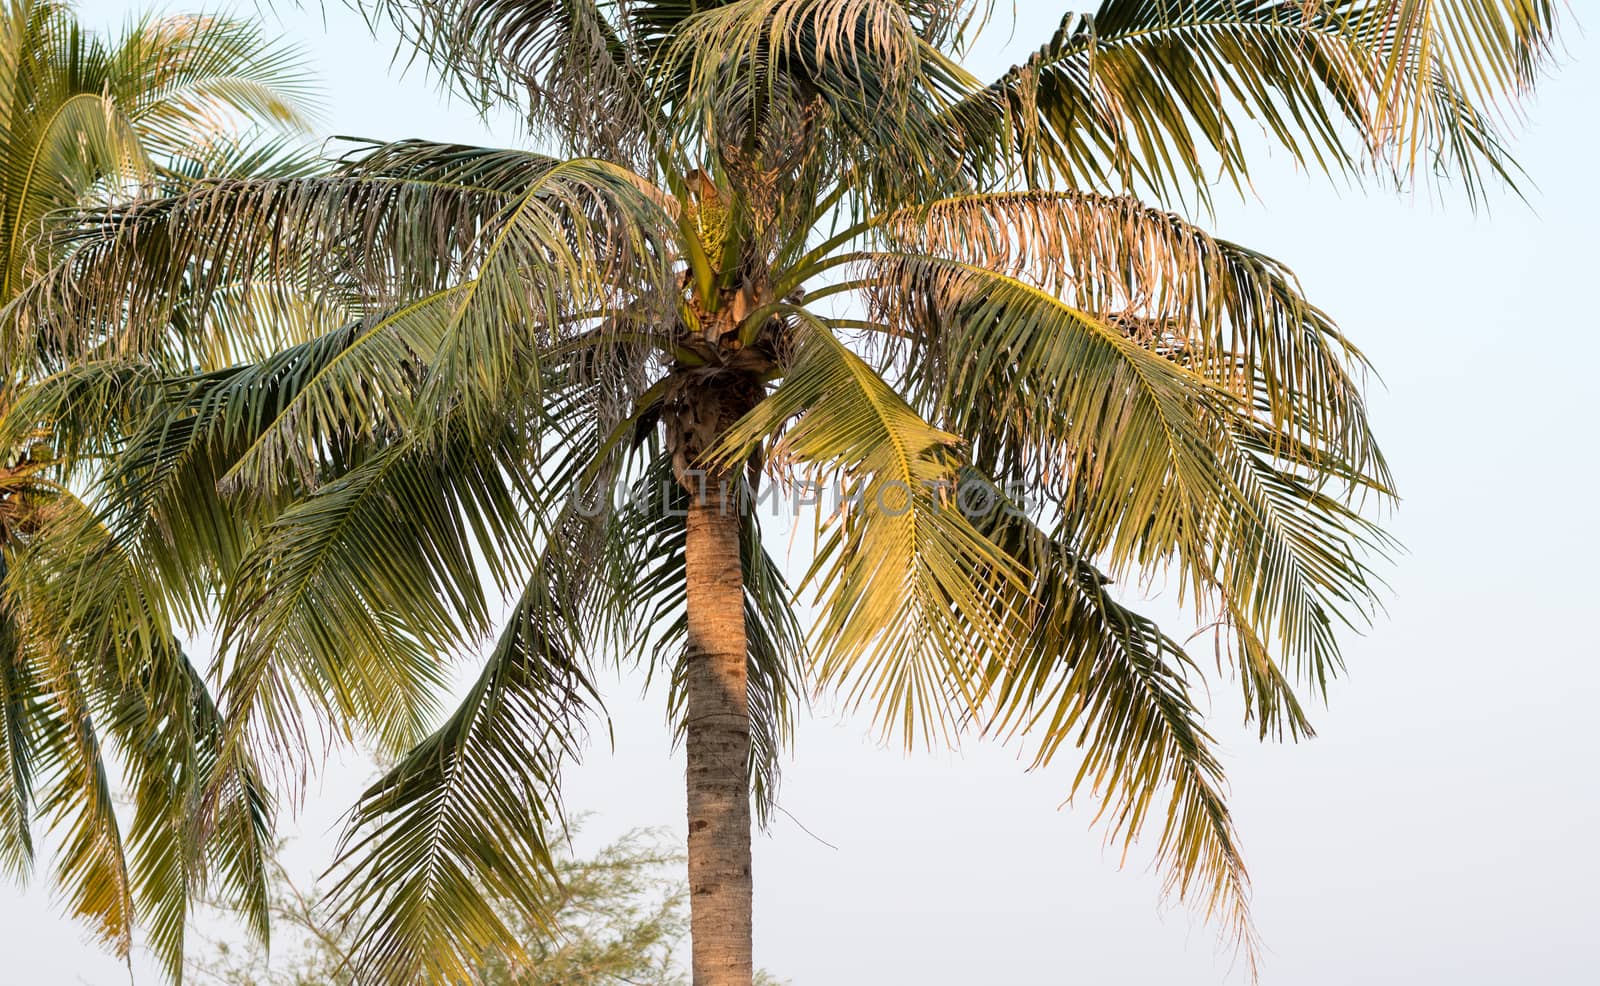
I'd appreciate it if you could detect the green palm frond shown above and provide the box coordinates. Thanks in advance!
[9,514,277,976]
[0,590,38,878]
[106,644,274,980]
[650,0,983,213]
[0,8,314,963]
[379,0,660,164]
[4,422,284,976]
[0,90,152,297]
[887,190,1388,483]
[106,10,318,151]
[0,1,318,304]
[866,252,1242,564]
[870,252,1393,733]
[214,415,543,769]
[715,316,1022,747]
[952,0,1559,203]
[53,334,369,620]
[31,663,135,958]
[6,486,183,688]
[5,473,283,960]
[1211,410,1396,735]
[328,555,596,986]
[10,147,674,432]
[967,480,1256,969]
[737,508,807,822]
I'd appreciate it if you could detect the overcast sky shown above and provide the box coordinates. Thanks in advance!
[8,2,1599,984]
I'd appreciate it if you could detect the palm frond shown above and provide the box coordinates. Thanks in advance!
[2,477,278,959]
[0,1,320,306]
[107,10,318,162]
[6,331,375,636]
[328,556,596,986]
[652,0,981,211]
[715,314,1021,747]
[868,254,1392,734]
[0,90,151,298]
[866,252,1242,569]
[887,190,1389,485]
[4,489,182,691]
[31,665,135,958]
[738,507,807,823]
[1209,409,1396,735]
[213,416,540,776]
[9,145,674,437]
[103,643,274,980]
[374,0,659,165]
[968,480,1257,971]
[950,0,1560,204]
[0,591,38,879]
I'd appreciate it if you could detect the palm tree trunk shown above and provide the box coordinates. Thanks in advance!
[682,473,753,986]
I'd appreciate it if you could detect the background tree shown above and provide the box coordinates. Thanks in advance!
[188,827,786,986]
[2,2,1561,986]
[0,1,315,978]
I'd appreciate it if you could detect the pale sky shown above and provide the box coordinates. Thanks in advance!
[7,3,1599,984]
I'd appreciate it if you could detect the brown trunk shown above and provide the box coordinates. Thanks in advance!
[682,472,753,986]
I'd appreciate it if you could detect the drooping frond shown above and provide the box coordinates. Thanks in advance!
[662,0,928,123]
[951,0,1561,204]
[5,486,183,690]
[737,507,807,822]
[328,556,596,986]
[1209,410,1396,735]
[0,589,38,878]
[3,484,277,971]
[213,412,545,772]
[887,190,1389,487]
[12,334,541,805]
[100,643,275,980]
[715,314,1021,747]
[867,253,1391,735]
[967,481,1257,971]
[0,14,318,962]
[31,665,135,958]
[867,252,1243,564]
[374,0,659,164]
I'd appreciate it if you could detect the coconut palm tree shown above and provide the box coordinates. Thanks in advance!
[3,2,1560,985]
[0,0,315,977]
